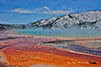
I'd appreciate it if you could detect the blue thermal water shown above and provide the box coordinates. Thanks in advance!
[14,28,101,37]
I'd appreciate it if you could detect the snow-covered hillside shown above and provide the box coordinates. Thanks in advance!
[1,11,101,30]
[28,11,101,29]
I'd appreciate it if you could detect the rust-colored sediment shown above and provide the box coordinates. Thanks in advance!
[0,32,101,67]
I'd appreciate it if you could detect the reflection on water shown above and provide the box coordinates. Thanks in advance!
[15,28,101,37]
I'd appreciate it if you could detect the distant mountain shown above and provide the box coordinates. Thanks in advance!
[0,24,25,30]
[27,11,101,29]
[0,11,101,30]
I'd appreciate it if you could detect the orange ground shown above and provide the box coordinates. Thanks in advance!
[0,36,101,67]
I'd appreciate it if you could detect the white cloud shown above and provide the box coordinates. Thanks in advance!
[33,6,50,12]
[43,6,50,10]
[43,10,70,15]
[10,6,72,15]
[10,6,49,14]
[10,8,34,13]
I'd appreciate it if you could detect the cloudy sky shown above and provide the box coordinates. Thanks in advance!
[0,0,101,24]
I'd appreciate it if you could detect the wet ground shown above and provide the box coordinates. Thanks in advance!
[41,39,101,56]
[0,31,101,67]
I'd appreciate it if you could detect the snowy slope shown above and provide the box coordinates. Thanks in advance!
[29,11,101,29]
